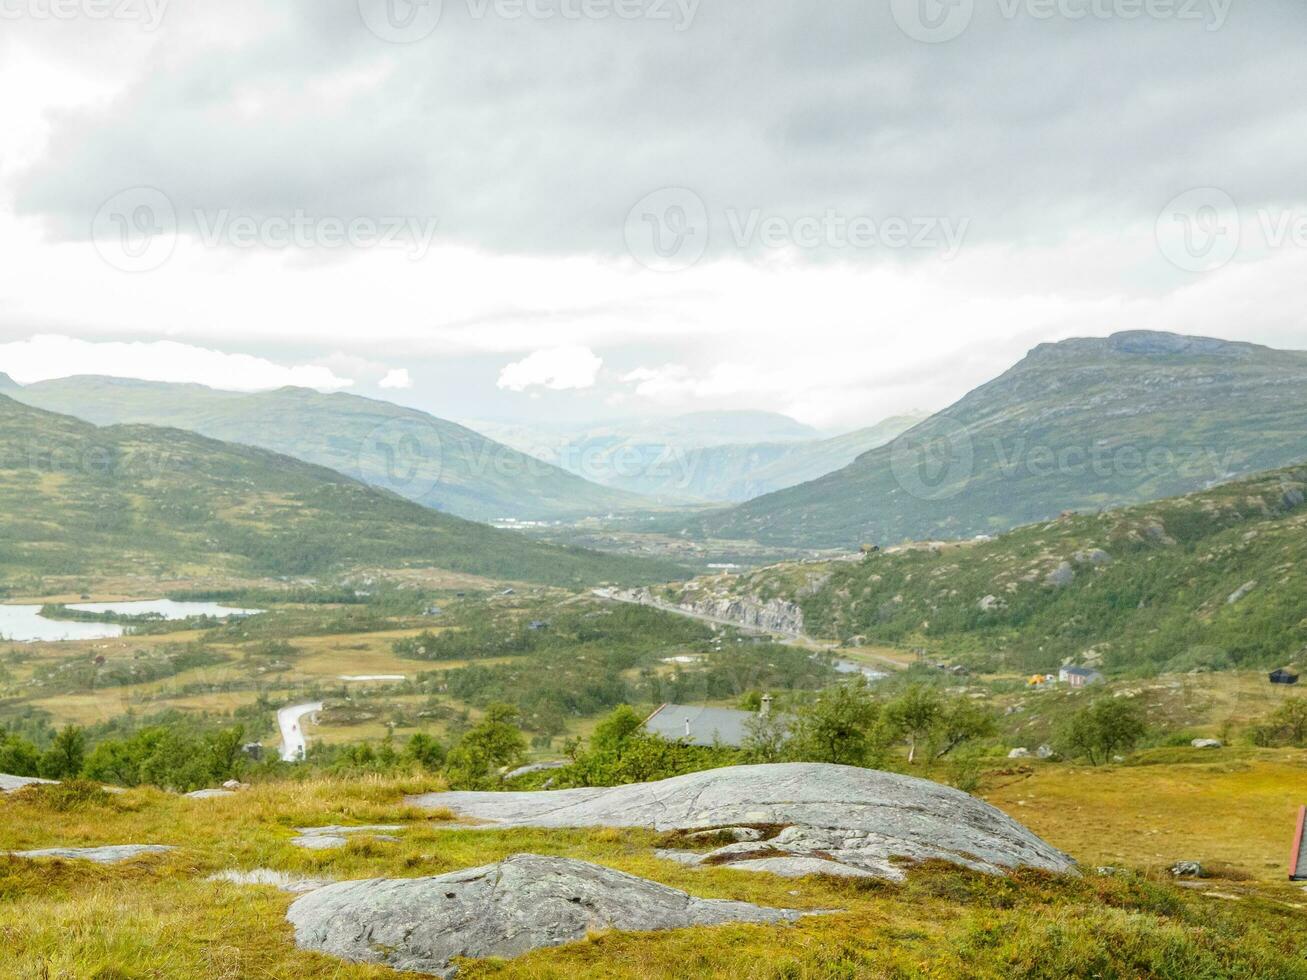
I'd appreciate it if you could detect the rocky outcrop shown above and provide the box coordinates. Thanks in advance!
[286,854,803,978]
[11,845,173,864]
[209,869,329,893]
[604,587,805,636]
[0,773,58,793]
[410,763,1074,881]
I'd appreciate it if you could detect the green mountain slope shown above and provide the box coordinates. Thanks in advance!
[0,395,685,586]
[10,377,648,522]
[737,463,1307,676]
[696,332,1307,548]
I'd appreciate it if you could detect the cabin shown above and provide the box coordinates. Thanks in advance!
[1271,668,1300,686]
[1059,665,1105,688]
[643,695,775,748]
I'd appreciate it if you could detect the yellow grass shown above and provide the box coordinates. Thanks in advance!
[4,762,1307,979]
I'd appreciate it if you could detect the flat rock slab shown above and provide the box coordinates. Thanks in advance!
[0,773,58,793]
[291,825,406,850]
[185,788,237,799]
[209,869,329,893]
[11,845,174,864]
[287,853,803,978]
[410,763,1074,881]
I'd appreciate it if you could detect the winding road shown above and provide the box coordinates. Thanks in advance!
[278,701,323,762]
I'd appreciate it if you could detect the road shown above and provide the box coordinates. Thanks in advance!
[278,701,323,762]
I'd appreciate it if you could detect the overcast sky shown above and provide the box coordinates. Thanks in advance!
[1,0,1304,431]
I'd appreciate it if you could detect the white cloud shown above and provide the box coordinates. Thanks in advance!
[0,335,353,391]
[497,346,602,392]
[378,368,412,390]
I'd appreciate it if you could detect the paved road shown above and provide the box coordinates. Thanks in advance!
[278,701,324,762]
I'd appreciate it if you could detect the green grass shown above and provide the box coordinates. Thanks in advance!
[3,763,1307,978]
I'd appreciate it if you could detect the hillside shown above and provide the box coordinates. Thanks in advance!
[9,377,648,523]
[729,463,1307,675]
[471,411,922,503]
[695,332,1307,547]
[0,395,685,586]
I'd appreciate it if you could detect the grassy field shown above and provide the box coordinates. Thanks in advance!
[3,760,1307,978]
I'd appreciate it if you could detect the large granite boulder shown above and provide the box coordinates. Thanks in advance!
[286,853,803,978]
[409,763,1074,880]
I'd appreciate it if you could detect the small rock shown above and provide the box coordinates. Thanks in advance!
[1170,861,1204,878]
[12,845,173,865]
[978,594,1005,612]
[1035,745,1056,760]
[1073,549,1113,567]
[292,836,348,851]
[222,780,251,791]
[1008,748,1031,759]
[1227,581,1258,605]
[186,788,236,799]
[1044,562,1075,588]
[1191,739,1223,749]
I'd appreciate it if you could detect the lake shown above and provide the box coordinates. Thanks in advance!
[0,600,261,643]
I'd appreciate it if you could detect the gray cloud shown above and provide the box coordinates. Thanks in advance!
[13,0,1307,265]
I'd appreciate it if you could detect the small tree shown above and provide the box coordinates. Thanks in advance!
[785,683,887,767]
[931,696,998,760]
[1057,698,1145,765]
[404,733,447,771]
[443,702,527,789]
[1251,698,1307,747]
[39,725,86,779]
[885,685,944,764]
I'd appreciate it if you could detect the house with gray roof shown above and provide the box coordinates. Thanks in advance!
[643,697,774,747]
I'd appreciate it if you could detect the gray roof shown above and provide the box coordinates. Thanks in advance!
[644,704,756,747]
[1060,666,1102,677]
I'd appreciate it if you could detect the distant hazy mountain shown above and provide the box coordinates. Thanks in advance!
[9,377,649,523]
[467,410,922,503]
[694,332,1307,548]
[0,373,18,393]
[0,394,685,586]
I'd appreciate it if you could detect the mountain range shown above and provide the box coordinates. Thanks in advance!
[0,394,685,586]
[468,410,926,503]
[8,377,647,523]
[693,332,1307,549]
